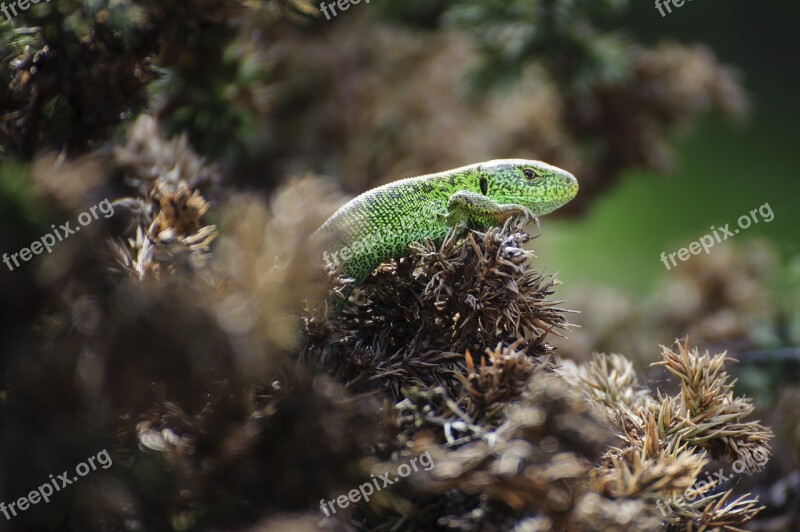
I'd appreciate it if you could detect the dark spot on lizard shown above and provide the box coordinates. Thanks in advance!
[479,177,488,195]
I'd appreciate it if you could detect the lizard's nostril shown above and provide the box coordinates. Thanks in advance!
[566,173,578,189]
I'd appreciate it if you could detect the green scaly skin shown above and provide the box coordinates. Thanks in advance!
[318,159,578,306]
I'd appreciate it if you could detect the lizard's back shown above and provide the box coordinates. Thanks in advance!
[318,172,466,283]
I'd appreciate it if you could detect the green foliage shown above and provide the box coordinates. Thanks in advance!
[0,0,315,164]
[153,42,270,164]
[0,160,43,229]
[445,0,629,92]
[0,0,157,158]
[371,0,454,28]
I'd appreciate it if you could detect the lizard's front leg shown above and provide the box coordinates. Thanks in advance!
[445,191,536,229]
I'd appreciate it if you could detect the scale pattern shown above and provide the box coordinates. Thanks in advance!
[318,159,579,284]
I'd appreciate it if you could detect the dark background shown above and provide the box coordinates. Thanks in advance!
[544,1,799,292]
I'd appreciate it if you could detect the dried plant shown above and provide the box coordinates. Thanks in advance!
[305,219,571,400]
[107,115,219,281]
[559,340,772,531]
[0,121,380,531]
[361,338,773,531]
[1,1,789,530]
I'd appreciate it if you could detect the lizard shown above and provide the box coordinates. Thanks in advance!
[316,159,578,309]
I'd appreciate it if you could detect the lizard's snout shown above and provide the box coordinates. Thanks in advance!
[563,171,579,199]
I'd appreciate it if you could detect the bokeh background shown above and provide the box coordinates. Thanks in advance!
[544,0,800,292]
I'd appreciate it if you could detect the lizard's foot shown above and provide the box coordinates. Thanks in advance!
[446,192,537,231]
[506,205,537,228]
[506,207,541,233]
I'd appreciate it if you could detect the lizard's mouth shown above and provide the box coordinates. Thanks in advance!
[507,195,573,206]
[503,195,576,217]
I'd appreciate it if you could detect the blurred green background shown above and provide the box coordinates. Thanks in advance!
[542,0,800,294]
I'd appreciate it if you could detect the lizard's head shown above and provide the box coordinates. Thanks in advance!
[479,159,578,216]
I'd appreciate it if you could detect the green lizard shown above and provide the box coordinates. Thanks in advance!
[317,159,578,304]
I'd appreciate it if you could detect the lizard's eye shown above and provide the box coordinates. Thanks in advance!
[523,168,539,180]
